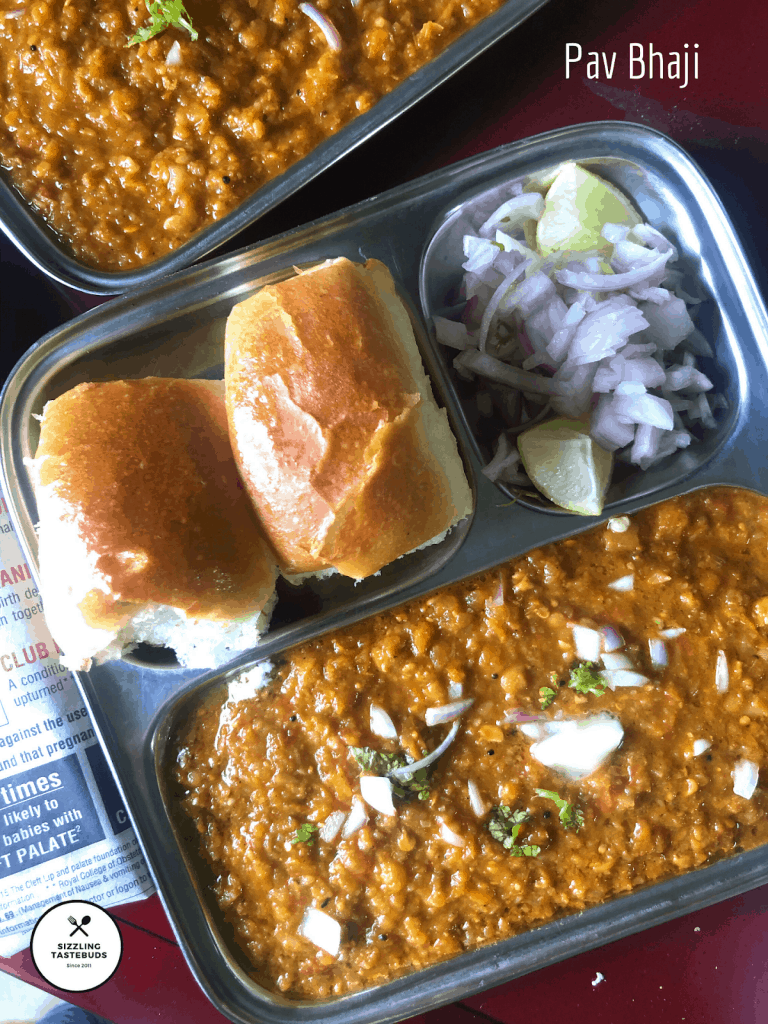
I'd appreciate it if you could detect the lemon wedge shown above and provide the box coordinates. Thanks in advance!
[536,162,641,256]
[518,418,613,516]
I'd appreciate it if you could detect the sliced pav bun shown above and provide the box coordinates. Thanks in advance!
[32,378,278,671]
[225,257,473,579]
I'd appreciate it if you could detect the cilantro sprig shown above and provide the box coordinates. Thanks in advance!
[127,0,198,46]
[291,822,319,846]
[535,788,585,831]
[538,686,556,709]
[537,662,606,711]
[487,806,541,857]
[568,661,607,696]
[349,747,430,801]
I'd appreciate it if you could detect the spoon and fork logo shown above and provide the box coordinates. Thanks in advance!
[67,914,91,937]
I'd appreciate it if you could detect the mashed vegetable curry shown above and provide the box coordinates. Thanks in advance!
[0,0,507,269]
[173,486,768,998]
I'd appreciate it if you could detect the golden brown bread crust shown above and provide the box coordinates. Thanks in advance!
[225,258,472,578]
[35,378,277,631]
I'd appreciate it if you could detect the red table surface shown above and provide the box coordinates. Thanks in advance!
[3,0,768,1021]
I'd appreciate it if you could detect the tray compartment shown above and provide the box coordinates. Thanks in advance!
[420,155,742,513]
[4,259,476,670]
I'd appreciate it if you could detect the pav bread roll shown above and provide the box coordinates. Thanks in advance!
[31,378,278,671]
[225,257,473,579]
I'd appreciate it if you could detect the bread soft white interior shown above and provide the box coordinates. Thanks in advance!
[32,378,278,671]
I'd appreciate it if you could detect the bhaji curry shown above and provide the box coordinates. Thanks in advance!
[0,0,508,269]
[172,486,768,998]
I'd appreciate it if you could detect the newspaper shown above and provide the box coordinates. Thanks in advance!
[0,491,155,958]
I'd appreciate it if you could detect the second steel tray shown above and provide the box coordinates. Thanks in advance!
[0,0,549,296]
[2,123,768,1023]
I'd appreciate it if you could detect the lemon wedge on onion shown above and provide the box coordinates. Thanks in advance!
[518,418,613,516]
[536,162,641,256]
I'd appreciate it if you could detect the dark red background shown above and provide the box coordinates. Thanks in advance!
[2,0,767,1020]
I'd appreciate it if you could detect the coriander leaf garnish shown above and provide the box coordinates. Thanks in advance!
[127,0,198,46]
[487,806,541,857]
[349,746,406,775]
[568,661,607,696]
[349,746,430,801]
[291,822,319,846]
[539,686,556,709]
[394,766,431,801]
[535,788,585,831]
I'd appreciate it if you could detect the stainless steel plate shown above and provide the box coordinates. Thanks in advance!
[0,0,550,296]
[2,122,768,1024]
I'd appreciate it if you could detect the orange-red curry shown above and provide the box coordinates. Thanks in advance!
[173,487,768,998]
[0,0,507,269]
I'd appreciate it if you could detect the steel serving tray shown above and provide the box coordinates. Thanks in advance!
[2,122,768,1023]
[0,0,550,296]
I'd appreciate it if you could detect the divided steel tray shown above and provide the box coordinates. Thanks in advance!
[2,123,768,1024]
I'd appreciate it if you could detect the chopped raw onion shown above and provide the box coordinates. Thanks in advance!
[601,222,631,245]
[439,820,466,847]
[630,222,677,254]
[641,297,695,350]
[648,639,668,668]
[607,516,630,532]
[341,798,367,838]
[660,627,686,639]
[319,810,346,843]
[166,40,182,65]
[715,649,729,693]
[455,348,564,397]
[467,779,488,818]
[478,192,544,238]
[434,316,472,350]
[525,712,624,779]
[601,651,633,671]
[463,234,500,273]
[359,776,396,816]
[299,3,342,51]
[692,739,711,756]
[556,249,674,292]
[425,698,474,727]
[600,669,650,689]
[608,574,634,592]
[298,907,341,956]
[610,383,674,431]
[389,721,460,780]
[564,303,649,367]
[482,433,527,485]
[592,394,636,451]
[476,263,530,351]
[370,703,397,740]
[519,720,549,742]
[448,681,464,700]
[733,759,759,799]
[432,171,725,505]
[571,624,601,662]
[600,625,624,652]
